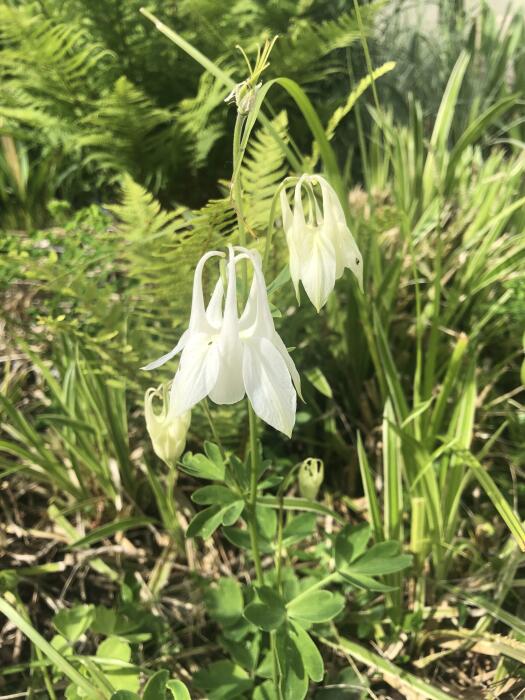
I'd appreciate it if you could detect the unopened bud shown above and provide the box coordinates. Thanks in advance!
[298,458,324,500]
[224,80,262,115]
[144,385,190,466]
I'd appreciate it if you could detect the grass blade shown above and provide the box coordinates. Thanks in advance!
[465,454,525,552]
[356,432,383,542]
[0,595,105,699]
[318,635,457,700]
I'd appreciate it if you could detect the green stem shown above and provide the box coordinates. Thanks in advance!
[346,50,370,190]
[286,571,340,609]
[202,398,225,457]
[247,403,264,585]
[232,112,251,301]
[231,92,283,699]
[352,0,380,113]
[274,461,302,589]
[232,111,264,586]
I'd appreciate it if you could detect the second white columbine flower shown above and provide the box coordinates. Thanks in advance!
[142,246,301,437]
[280,174,363,312]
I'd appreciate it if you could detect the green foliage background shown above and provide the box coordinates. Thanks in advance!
[0,0,524,697]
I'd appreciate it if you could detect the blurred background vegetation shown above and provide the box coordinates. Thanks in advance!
[1,0,524,697]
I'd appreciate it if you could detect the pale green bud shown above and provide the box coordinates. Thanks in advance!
[224,79,261,115]
[144,385,190,466]
[298,458,324,500]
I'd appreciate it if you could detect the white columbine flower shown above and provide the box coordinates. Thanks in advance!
[144,384,190,466]
[142,246,301,437]
[280,174,363,312]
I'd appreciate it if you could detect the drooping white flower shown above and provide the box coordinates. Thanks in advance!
[280,174,363,312]
[142,246,301,437]
[144,384,190,466]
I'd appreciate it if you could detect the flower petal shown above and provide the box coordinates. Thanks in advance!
[341,230,364,291]
[280,186,293,232]
[235,247,275,338]
[271,331,302,400]
[317,176,363,289]
[285,225,303,301]
[170,332,220,414]
[208,247,245,404]
[141,330,189,370]
[188,250,224,333]
[205,277,224,328]
[243,336,296,437]
[300,229,336,312]
[207,337,245,404]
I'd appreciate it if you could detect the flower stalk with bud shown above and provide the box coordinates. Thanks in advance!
[139,32,373,700]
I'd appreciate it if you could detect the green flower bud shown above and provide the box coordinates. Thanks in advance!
[144,385,190,467]
[224,79,261,115]
[298,458,324,501]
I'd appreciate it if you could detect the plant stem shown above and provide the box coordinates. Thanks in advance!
[202,398,225,456]
[352,0,380,114]
[247,402,264,585]
[232,111,264,587]
[232,101,283,698]
[346,50,370,190]
[232,112,249,295]
[286,571,340,609]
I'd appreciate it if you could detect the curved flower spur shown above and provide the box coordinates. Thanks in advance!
[280,174,363,311]
[142,246,301,437]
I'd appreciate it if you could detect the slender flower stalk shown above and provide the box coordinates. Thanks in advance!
[280,174,363,311]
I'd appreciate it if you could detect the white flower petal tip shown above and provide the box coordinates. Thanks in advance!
[141,348,177,371]
[280,174,363,311]
[143,246,299,436]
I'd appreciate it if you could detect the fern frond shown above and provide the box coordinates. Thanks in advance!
[0,5,114,108]
[177,70,231,169]
[79,77,184,191]
[111,176,236,339]
[272,3,381,83]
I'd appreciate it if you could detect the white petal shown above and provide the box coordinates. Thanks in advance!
[341,228,364,291]
[205,277,224,328]
[141,330,189,370]
[188,250,224,333]
[240,247,275,338]
[221,246,240,333]
[300,230,336,312]
[207,336,245,404]
[208,247,245,404]
[170,332,220,414]
[280,187,293,232]
[238,273,257,330]
[285,225,303,301]
[271,331,302,400]
[315,177,345,276]
[293,176,307,230]
[317,175,345,225]
[242,336,296,437]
